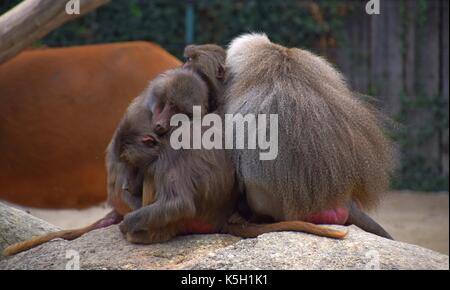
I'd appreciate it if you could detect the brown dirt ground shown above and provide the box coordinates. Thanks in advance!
[5,191,449,255]
[372,191,449,255]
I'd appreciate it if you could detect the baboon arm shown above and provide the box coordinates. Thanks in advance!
[224,220,348,239]
[120,189,142,213]
[2,210,123,256]
[119,192,196,234]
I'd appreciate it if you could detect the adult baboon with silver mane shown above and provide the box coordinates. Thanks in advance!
[224,33,396,238]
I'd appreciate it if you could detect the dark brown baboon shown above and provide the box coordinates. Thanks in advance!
[183,44,226,112]
[222,33,396,239]
[116,68,237,242]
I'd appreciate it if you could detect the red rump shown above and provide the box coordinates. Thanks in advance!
[302,207,349,225]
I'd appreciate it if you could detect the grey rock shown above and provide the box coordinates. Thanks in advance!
[0,202,448,270]
[0,202,59,261]
[190,228,449,270]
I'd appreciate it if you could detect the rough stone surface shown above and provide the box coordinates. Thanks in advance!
[190,228,449,270]
[0,202,59,261]
[0,202,448,270]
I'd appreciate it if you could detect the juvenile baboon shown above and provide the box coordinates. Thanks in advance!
[116,68,237,242]
[222,33,396,239]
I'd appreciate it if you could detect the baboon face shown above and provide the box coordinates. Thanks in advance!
[146,69,209,137]
[117,116,160,168]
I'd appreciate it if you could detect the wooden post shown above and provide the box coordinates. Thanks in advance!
[369,0,403,115]
[0,0,110,65]
[185,0,195,45]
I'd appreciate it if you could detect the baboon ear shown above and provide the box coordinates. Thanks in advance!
[217,65,225,79]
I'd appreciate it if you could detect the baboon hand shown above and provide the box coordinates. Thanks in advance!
[119,211,149,234]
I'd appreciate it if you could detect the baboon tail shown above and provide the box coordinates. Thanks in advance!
[346,202,393,240]
[3,210,123,256]
[224,220,348,239]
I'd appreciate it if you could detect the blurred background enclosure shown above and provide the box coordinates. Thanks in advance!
[0,0,448,191]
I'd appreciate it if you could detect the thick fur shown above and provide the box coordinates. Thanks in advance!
[147,69,209,115]
[224,33,397,221]
[106,93,155,215]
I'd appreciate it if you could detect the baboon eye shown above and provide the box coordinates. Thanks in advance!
[186,56,193,62]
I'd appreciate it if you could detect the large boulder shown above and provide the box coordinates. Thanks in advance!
[0,203,447,270]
